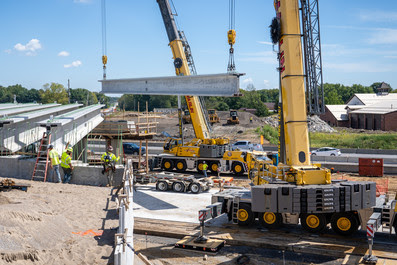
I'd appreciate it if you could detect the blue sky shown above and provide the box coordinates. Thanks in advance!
[1,0,397,95]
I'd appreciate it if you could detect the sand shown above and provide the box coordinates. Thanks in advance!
[0,178,118,265]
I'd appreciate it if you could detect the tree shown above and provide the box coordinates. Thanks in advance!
[70,88,98,106]
[118,95,135,110]
[40,83,69,104]
[95,92,110,107]
[217,102,229,111]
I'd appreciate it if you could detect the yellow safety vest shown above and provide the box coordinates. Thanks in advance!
[49,149,60,166]
[203,163,208,171]
[61,151,72,168]
[101,152,120,163]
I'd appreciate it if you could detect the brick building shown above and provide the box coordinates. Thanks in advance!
[320,105,349,127]
[320,83,397,131]
[349,100,397,131]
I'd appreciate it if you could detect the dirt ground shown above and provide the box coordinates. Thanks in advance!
[107,110,267,144]
[1,172,395,264]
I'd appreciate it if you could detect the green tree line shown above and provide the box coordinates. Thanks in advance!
[118,84,280,117]
[0,83,115,107]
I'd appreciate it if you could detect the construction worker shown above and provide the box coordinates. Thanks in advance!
[250,116,253,123]
[101,146,120,186]
[61,147,74,184]
[202,161,208,178]
[48,144,61,183]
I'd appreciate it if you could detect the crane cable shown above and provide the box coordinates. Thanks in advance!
[101,0,107,79]
[227,0,236,73]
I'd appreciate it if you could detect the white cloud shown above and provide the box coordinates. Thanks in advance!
[64,60,82,68]
[239,51,278,64]
[263,80,271,89]
[58,51,70,57]
[4,49,12,54]
[243,78,253,84]
[367,28,397,45]
[324,62,395,73]
[13,39,42,55]
[257,41,274,46]
[359,10,397,22]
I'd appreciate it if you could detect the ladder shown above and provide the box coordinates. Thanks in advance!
[232,196,241,224]
[31,132,51,182]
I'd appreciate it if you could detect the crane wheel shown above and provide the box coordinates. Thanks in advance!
[259,212,282,228]
[161,159,174,171]
[237,203,254,226]
[210,162,220,174]
[232,162,244,175]
[156,181,168,191]
[393,221,397,239]
[301,213,327,233]
[189,183,201,194]
[330,212,359,236]
[175,160,187,172]
[196,161,205,174]
[172,181,185,192]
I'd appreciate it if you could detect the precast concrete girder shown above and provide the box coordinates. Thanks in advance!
[0,104,82,153]
[100,73,244,96]
[0,103,38,111]
[37,104,105,153]
[0,103,60,118]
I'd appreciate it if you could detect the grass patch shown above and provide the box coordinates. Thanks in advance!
[309,132,397,149]
[256,126,397,149]
[256,125,278,145]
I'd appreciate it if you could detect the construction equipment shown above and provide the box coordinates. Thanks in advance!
[133,171,213,194]
[226,110,239,125]
[227,0,236,73]
[0,178,30,192]
[31,132,51,182]
[207,109,220,125]
[182,109,191,124]
[155,1,270,176]
[210,0,382,236]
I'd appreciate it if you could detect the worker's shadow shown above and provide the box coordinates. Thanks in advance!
[93,188,121,264]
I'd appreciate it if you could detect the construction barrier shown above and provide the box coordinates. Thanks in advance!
[114,160,134,265]
[359,158,384,177]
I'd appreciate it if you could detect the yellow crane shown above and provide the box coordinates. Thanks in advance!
[212,0,377,236]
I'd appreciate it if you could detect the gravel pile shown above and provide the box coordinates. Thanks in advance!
[261,115,335,133]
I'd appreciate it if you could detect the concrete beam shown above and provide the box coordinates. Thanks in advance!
[0,103,38,111]
[100,73,244,96]
[37,104,105,152]
[0,104,82,153]
[0,103,60,117]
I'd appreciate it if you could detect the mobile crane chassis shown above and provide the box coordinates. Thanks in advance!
[210,0,397,238]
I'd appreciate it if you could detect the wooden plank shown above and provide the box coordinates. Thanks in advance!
[134,218,397,260]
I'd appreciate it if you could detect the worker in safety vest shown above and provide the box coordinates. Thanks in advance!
[48,144,61,183]
[101,146,120,186]
[202,161,208,178]
[250,116,253,123]
[101,146,120,171]
[61,147,74,184]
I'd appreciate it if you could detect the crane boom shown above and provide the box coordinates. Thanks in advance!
[277,0,311,167]
[156,0,211,140]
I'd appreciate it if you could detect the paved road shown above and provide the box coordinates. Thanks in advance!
[88,143,397,162]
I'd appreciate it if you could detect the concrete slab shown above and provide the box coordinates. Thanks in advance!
[133,185,216,223]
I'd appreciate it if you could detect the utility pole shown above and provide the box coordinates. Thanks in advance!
[68,79,71,104]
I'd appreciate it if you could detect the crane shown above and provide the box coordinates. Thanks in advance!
[212,0,378,236]
[156,0,212,141]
